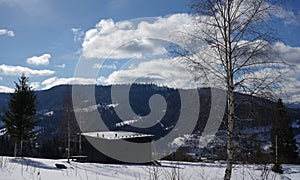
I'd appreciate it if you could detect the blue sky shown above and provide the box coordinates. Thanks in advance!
[0,0,188,89]
[0,0,300,102]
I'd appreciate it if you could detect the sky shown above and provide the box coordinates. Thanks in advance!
[0,0,300,103]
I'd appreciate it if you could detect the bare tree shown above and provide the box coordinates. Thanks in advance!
[178,0,289,179]
[60,96,80,163]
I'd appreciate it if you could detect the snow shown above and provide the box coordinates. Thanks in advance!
[75,104,102,113]
[74,103,118,112]
[292,121,300,129]
[169,136,186,148]
[81,131,154,140]
[0,128,7,136]
[242,126,271,134]
[43,111,54,117]
[115,119,139,127]
[169,135,192,148]
[0,156,300,180]
[106,103,118,108]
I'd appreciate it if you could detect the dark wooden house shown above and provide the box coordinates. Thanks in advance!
[81,131,154,164]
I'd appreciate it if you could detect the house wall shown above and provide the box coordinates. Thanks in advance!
[82,136,153,164]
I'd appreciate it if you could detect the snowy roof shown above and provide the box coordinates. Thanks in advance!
[81,131,154,140]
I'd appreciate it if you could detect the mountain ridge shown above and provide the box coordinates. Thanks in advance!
[0,84,299,161]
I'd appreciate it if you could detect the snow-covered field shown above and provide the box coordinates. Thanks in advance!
[0,156,299,180]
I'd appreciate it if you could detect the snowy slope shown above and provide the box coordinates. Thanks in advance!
[0,156,300,180]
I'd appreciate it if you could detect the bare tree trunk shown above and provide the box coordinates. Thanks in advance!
[62,97,77,163]
[67,116,70,163]
[14,142,17,157]
[20,140,23,157]
[78,114,82,155]
[79,133,82,155]
[225,86,235,180]
[225,2,234,178]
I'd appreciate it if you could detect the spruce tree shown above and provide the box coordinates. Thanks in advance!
[270,99,298,172]
[1,74,40,156]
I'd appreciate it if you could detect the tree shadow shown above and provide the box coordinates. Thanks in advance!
[159,161,226,168]
[10,157,58,170]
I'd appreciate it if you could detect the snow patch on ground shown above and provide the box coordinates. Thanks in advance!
[0,128,6,136]
[43,111,54,117]
[292,121,300,129]
[169,135,192,148]
[115,119,139,127]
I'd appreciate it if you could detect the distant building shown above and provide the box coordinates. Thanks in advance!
[82,131,154,164]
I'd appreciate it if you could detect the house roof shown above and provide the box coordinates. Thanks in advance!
[81,131,154,140]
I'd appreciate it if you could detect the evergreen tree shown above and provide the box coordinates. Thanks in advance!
[1,74,41,156]
[270,99,298,171]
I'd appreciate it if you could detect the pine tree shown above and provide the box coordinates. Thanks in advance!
[270,99,298,172]
[1,74,41,157]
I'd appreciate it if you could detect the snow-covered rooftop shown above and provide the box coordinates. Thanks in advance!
[81,131,154,140]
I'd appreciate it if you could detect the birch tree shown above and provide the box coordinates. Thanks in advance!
[181,0,288,179]
[61,96,79,162]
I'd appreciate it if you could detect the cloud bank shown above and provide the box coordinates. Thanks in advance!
[41,77,96,90]
[81,14,193,59]
[0,64,54,76]
[0,85,14,93]
[77,13,300,102]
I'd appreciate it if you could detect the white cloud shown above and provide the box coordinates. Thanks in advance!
[41,77,96,90]
[274,6,300,26]
[81,13,193,59]
[26,53,51,66]
[93,63,116,69]
[0,64,54,76]
[71,28,84,42]
[0,29,14,37]
[271,42,300,102]
[57,64,66,68]
[97,58,197,89]
[280,64,300,103]
[0,0,51,17]
[79,13,300,102]
[30,82,40,89]
[0,0,27,6]
[0,85,14,93]
[274,42,300,64]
